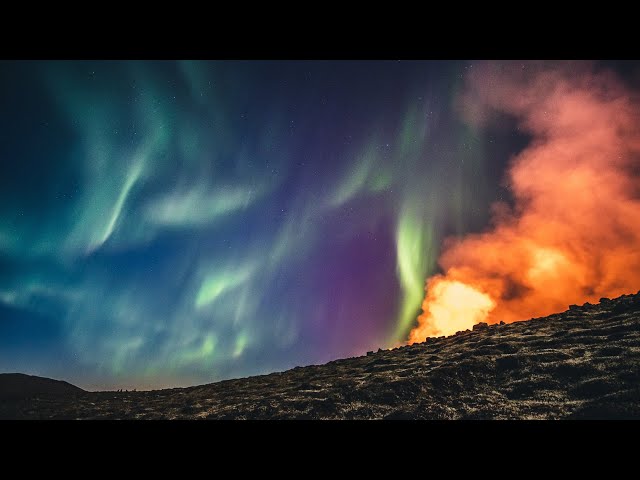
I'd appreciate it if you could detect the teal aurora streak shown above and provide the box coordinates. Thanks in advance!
[0,61,507,390]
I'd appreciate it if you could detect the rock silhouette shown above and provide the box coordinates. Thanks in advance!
[0,373,84,401]
[2,291,640,419]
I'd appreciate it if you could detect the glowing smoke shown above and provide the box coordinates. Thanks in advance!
[409,62,640,342]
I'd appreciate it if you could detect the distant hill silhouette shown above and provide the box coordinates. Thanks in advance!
[0,373,84,400]
[2,291,640,419]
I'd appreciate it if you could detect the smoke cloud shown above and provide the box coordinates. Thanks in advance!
[410,62,640,342]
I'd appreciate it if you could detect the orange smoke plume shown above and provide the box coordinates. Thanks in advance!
[409,62,640,342]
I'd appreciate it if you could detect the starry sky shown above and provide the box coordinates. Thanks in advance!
[3,60,630,391]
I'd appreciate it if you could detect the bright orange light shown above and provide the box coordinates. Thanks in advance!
[408,279,495,343]
[409,63,640,344]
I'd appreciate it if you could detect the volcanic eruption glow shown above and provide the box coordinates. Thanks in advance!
[408,62,640,344]
[408,279,495,341]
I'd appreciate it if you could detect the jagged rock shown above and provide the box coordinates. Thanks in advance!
[495,356,521,371]
[473,322,489,331]
[569,304,579,310]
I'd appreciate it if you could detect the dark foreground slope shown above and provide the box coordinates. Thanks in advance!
[3,292,640,419]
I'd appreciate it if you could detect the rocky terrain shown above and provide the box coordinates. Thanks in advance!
[2,292,640,419]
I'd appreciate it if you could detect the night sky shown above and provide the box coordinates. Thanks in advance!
[2,60,630,391]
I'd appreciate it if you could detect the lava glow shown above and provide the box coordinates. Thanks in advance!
[409,62,640,344]
[408,278,495,341]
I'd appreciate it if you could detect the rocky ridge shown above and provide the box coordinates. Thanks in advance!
[2,292,640,419]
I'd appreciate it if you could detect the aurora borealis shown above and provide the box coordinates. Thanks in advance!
[2,60,634,391]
